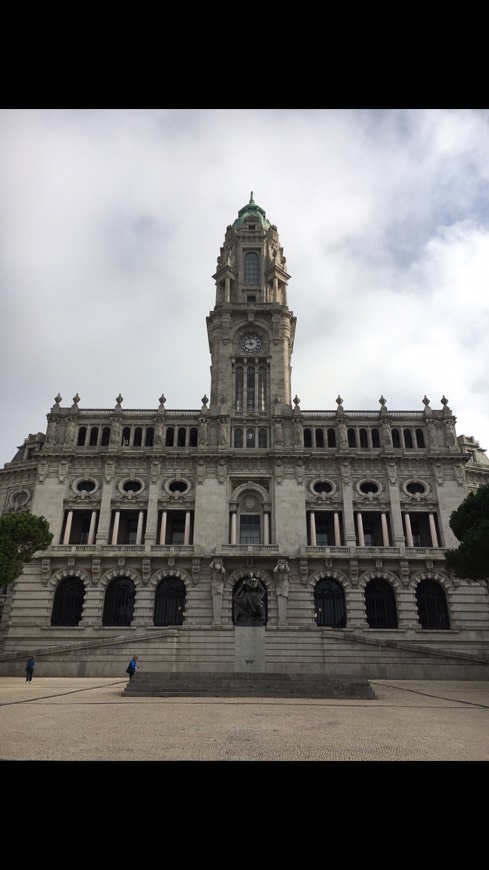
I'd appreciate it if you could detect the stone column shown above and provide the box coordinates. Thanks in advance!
[63,511,73,545]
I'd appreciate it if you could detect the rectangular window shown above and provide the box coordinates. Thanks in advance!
[315,514,330,545]
[363,521,376,547]
[240,515,260,545]
[126,518,138,545]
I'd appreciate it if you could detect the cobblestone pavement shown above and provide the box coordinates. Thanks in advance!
[0,677,488,762]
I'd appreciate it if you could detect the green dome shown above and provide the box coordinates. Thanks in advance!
[232,191,271,230]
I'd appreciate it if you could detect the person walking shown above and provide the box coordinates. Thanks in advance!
[25,655,36,683]
[126,655,138,679]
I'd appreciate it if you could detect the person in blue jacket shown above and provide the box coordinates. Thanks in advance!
[25,655,36,683]
[126,655,138,679]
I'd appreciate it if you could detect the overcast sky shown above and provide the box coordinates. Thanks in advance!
[1,108,488,467]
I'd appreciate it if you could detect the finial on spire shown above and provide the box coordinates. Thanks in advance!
[250,191,254,203]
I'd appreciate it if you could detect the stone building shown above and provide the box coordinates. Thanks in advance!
[1,193,489,679]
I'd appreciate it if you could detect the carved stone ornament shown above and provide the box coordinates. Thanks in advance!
[41,559,51,585]
[142,559,151,586]
[91,559,101,585]
[299,559,309,586]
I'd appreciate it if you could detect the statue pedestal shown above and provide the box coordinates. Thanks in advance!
[234,626,266,672]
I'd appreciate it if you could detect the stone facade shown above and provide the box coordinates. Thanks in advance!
[1,194,489,678]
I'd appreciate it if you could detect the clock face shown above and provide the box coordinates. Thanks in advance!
[240,333,263,353]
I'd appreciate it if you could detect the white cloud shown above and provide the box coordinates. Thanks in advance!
[1,108,488,465]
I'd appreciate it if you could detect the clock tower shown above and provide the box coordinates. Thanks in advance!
[206,193,296,417]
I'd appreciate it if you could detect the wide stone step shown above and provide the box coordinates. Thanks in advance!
[123,672,376,699]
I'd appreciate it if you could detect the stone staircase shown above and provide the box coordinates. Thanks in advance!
[123,671,377,699]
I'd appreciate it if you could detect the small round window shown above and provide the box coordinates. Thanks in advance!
[406,481,426,495]
[122,480,143,493]
[168,480,188,493]
[312,481,334,495]
[359,481,380,495]
[76,480,96,493]
[12,490,30,507]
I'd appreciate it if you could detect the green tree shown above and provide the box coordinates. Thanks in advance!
[445,483,489,582]
[0,512,53,587]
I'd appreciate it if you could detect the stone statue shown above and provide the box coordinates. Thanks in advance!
[338,421,348,449]
[273,559,290,626]
[65,416,76,445]
[219,419,228,446]
[233,573,266,626]
[45,418,58,445]
[294,419,303,446]
[274,419,284,447]
[382,422,392,447]
[199,418,208,446]
[110,418,122,446]
[209,557,226,625]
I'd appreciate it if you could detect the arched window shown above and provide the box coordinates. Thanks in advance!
[247,367,255,409]
[154,577,186,626]
[51,576,85,626]
[303,428,312,448]
[314,577,346,628]
[77,427,86,447]
[416,579,450,629]
[89,426,98,446]
[134,427,143,447]
[258,367,267,410]
[348,428,357,447]
[365,578,398,628]
[101,426,110,446]
[166,427,175,447]
[360,428,368,448]
[404,428,413,448]
[392,428,401,448]
[178,427,186,447]
[235,366,244,411]
[416,428,425,448]
[258,428,267,448]
[122,426,131,446]
[234,428,243,448]
[244,251,259,284]
[238,495,261,544]
[246,428,255,448]
[315,429,324,448]
[372,428,380,448]
[327,428,336,448]
[102,577,135,626]
[145,427,154,447]
[189,427,198,447]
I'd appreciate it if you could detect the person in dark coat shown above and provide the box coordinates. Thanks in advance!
[126,655,138,679]
[25,655,36,683]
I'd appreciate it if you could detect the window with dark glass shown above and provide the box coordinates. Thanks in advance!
[51,576,85,626]
[315,514,330,545]
[416,579,450,629]
[154,577,186,626]
[247,367,255,408]
[404,429,413,448]
[246,428,255,448]
[365,578,398,629]
[240,515,260,545]
[314,578,346,627]
[244,251,259,284]
[102,577,135,626]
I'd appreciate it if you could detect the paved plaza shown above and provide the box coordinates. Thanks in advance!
[0,676,488,762]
